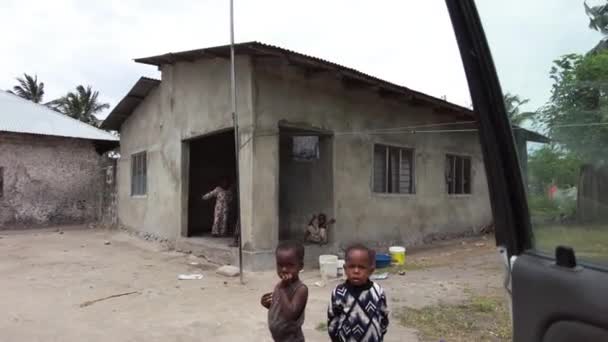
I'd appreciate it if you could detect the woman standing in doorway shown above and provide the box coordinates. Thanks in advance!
[202,178,234,237]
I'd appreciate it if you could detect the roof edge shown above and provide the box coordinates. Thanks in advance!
[101,77,161,130]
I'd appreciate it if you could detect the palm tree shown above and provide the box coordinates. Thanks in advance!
[585,1,608,54]
[504,92,535,126]
[8,73,45,103]
[585,1,608,35]
[49,85,110,126]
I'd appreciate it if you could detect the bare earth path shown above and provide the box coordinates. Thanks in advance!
[0,227,504,342]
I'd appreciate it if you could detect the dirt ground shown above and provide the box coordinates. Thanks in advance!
[0,226,505,342]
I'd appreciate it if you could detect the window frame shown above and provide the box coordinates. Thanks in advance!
[130,151,147,197]
[371,142,416,196]
[445,153,472,196]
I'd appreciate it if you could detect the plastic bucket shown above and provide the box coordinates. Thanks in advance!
[319,255,338,278]
[389,246,406,265]
[375,253,391,268]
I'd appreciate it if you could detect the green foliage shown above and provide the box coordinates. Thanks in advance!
[528,145,582,194]
[528,195,561,221]
[538,51,608,163]
[533,225,608,264]
[8,73,45,103]
[49,85,110,126]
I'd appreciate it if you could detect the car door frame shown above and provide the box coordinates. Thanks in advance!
[445,1,608,341]
[444,0,532,258]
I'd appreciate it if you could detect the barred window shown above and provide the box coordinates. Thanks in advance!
[131,152,147,196]
[373,144,415,194]
[446,154,471,195]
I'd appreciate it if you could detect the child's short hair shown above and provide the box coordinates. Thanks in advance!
[345,243,376,266]
[276,240,305,264]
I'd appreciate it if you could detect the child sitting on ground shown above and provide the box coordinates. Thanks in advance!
[304,213,336,245]
[328,244,389,342]
[261,241,309,342]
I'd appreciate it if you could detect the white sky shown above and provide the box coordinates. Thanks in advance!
[0,1,603,120]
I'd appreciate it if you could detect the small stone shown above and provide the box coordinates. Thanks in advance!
[216,265,240,277]
[104,240,111,245]
[398,271,406,276]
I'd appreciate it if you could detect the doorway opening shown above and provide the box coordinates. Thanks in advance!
[187,129,237,238]
[279,126,334,242]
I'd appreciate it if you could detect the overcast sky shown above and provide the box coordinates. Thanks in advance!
[0,1,603,120]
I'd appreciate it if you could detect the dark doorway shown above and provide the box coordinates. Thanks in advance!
[279,128,334,241]
[187,129,237,237]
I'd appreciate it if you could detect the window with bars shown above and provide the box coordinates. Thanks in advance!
[373,144,415,194]
[446,154,472,195]
[131,152,147,196]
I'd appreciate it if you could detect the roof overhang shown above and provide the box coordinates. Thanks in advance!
[134,41,474,121]
[101,77,160,131]
[513,126,550,144]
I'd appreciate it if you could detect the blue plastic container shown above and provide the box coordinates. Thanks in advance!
[375,253,391,268]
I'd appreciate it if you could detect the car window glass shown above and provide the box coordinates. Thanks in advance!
[477,0,608,266]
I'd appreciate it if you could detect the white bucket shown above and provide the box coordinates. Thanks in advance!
[319,255,339,278]
[337,259,345,277]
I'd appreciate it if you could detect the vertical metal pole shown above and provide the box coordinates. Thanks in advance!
[229,0,244,285]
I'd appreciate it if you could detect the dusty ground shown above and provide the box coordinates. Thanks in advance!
[0,226,505,342]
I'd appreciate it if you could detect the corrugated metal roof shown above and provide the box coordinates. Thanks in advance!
[0,90,118,142]
[101,77,160,130]
[134,41,474,117]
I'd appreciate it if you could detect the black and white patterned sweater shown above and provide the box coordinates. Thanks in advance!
[327,281,389,342]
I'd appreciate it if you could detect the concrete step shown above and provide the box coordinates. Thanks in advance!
[175,236,238,266]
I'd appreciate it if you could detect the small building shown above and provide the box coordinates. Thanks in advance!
[103,42,495,269]
[0,91,118,227]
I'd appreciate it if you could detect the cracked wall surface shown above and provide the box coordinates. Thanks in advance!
[0,132,102,227]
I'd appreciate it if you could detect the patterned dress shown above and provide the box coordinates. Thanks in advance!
[203,186,234,236]
[328,281,389,342]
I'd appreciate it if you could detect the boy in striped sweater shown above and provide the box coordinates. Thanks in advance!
[328,244,389,342]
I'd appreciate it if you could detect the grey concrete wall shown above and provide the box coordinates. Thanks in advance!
[252,59,492,249]
[117,56,255,243]
[0,132,102,227]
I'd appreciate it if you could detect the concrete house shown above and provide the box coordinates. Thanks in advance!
[0,91,119,227]
[102,42,494,269]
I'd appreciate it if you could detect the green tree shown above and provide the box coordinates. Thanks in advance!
[528,145,583,194]
[49,85,110,126]
[538,51,608,162]
[8,73,45,103]
[503,92,535,126]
